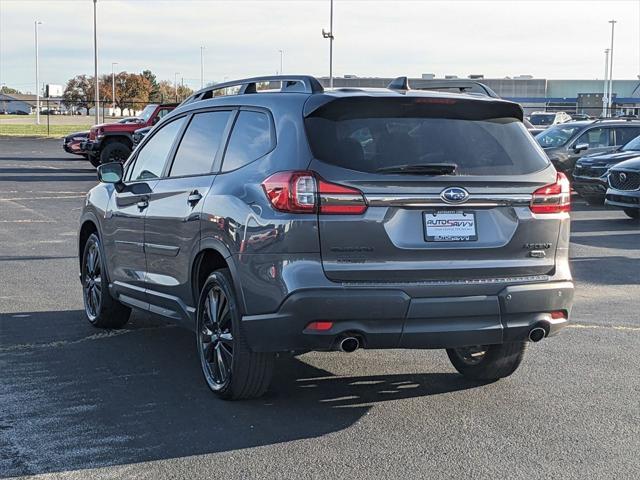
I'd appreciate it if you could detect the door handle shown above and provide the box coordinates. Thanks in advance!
[187,191,202,205]
[137,199,149,210]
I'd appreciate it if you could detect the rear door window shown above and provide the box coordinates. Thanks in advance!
[221,111,273,172]
[305,115,549,176]
[169,111,231,177]
[614,127,640,146]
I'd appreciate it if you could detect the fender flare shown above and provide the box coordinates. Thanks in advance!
[191,237,246,314]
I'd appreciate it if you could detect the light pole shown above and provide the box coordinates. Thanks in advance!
[34,20,42,125]
[278,49,284,75]
[174,72,180,102]
[608,19,617,116]
[93,0,99,124]
[111,62,117,116]
[603,49,610,118]
[322,0,334,87]
[200,46,205,89]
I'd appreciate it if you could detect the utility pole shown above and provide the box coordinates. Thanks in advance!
[603,49,610,118]
[174,72,180,102]
[200,46,205,89]
[111,62,117,116]
[34,20,42,125]
[608,19,617,116]
[93,0,99,124]
[322,0,334,87]
[279,49,284,75]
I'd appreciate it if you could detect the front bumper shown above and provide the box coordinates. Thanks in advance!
[80,140,101,152]
[241,281,574,352]
[573,175,607,201]
[605,188,640,209]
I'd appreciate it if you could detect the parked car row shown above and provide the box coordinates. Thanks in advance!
[533,118,640,219]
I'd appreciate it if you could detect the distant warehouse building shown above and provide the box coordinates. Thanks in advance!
[319,76,640,116]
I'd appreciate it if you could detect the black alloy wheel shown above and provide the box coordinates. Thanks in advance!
[198,283,234,390]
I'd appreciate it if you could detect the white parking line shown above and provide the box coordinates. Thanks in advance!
[0,195,87,201]
[568,323,640,332]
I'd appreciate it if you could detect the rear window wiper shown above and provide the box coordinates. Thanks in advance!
[376,163,457,175]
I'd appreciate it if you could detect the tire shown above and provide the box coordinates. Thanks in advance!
[88,155,101,168]
[81,233,131,328]
[196,268,275,400]
[99,141,131,165]
[623,208,640,219]
[446,342,527,381]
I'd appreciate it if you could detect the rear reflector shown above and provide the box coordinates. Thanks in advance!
[262,171,367,215]
[306,321,334,331]
[530,172,571,214]
[550,310,567,320]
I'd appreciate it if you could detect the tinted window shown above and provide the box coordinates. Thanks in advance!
[529,114,556,126]
[222,111,272,172]
[536,124,583,148]
[306,116,549,176]
[621,133,640,151]
[129,117,186,181]
[170,111,230,177]
[615,127,640,146]
[575,127,613,148]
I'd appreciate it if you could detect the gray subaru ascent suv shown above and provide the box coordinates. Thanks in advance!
[78,75,574,400]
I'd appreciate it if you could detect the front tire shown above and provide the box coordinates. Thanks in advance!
[196,269,275,400]
[446,342,527,381]
[82,233,131,328]
[623,208,640,219]
[99,141,131,165]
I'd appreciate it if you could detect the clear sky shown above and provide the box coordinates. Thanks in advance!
[1,0,640,93]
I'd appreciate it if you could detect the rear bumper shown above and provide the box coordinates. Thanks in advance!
[241,280,574,352]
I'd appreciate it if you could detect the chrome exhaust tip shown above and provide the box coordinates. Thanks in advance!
[339,336,360,353]
[528,327,546,343]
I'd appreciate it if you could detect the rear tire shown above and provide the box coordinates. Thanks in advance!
[99,141,131,165]
[446,342,527,381]
[196,268,275,400]
[623,208,640,219]
[82,233,131,328]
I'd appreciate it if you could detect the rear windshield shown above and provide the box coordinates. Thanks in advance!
[305,114,549,176]
[529,114,556,126]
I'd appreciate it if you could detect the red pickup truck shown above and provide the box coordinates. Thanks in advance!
[81,103,177,167]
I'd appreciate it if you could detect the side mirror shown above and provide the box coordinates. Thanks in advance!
[574,143,589,153]
[97,162,124,184]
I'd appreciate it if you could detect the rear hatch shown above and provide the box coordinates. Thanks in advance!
[304,95,566,283]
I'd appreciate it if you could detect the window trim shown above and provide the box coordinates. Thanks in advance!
[162,107,236,181]
[123,114,189,184]
[217,106,277,174]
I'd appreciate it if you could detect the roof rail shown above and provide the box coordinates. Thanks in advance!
[181,75,324,105]
[386,76,500,98]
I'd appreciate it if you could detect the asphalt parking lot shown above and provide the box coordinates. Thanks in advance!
[1,137,639,480]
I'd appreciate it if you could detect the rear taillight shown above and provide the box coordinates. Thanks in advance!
[530,172,571,214]
[261,171,367,215]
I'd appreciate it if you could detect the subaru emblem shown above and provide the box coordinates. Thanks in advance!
[441,187,470,204]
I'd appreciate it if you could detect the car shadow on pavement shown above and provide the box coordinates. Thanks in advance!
[0,310,482,478]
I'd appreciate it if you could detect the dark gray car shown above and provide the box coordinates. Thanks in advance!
[535,119,640,177]
[78,75,574,400]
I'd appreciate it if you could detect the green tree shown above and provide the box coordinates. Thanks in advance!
[62,75,94,115]
[0,86,22,95]
[142,70,161,102]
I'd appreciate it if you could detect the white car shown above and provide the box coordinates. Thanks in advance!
[528,111,572,128]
